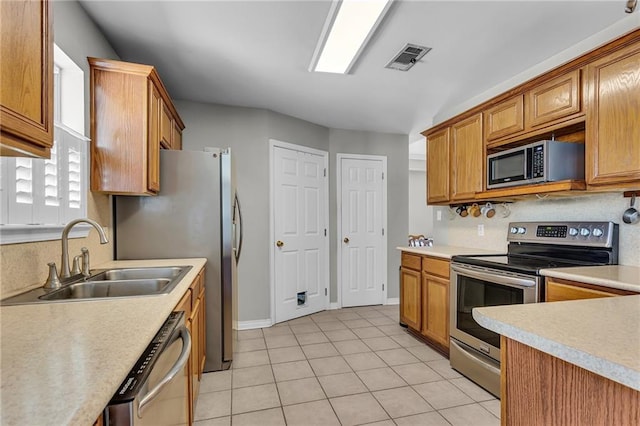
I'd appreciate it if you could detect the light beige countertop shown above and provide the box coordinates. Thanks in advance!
[474,295,640,391]
[397,245,502,259]
[0,258,207,426]
[540,265,640,293]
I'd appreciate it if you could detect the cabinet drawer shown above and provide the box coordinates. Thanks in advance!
[545,278,634,302]
[422,256,450,279]
[175,288,192,317]
[401,253,422,271]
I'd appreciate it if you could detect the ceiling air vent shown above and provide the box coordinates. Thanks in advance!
[385,43,431,71]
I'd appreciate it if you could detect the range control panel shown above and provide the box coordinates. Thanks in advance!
[507,221,617,248]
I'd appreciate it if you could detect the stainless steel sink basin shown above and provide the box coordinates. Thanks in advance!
[88,267,184,281]
[39,279,172,300]
[0,265,192,305]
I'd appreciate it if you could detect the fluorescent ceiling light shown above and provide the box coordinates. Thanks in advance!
[310,0,393,74]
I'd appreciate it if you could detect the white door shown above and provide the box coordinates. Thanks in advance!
[339,155,386,307]
[273,144,328,323]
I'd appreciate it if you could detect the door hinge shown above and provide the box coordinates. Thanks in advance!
[324,229,327,236]
[382,228,385,236]
[382,284,385,291]
[382,172,384,180]
[324,168,327,177]
[325,288,327,296]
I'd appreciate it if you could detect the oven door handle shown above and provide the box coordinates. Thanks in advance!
[138,325,192,417]
[451,264,536,288]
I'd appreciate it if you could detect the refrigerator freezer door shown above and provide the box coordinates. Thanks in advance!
[115,149,228,371]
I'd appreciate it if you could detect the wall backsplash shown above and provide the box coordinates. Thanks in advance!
[432,192,640,267]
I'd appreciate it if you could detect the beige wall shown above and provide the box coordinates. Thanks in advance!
[0,1,118,298]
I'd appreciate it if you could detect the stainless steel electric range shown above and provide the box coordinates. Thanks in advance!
[449,221,619,397]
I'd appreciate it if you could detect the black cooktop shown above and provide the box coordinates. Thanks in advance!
[451,254,599,275]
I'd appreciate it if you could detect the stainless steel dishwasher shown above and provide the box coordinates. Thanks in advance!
[104,311,191,426]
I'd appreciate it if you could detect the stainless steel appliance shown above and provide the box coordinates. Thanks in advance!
[105,311,191,425]
[486,140,584,189]
[450,221,618,397]
[114,148,243,372]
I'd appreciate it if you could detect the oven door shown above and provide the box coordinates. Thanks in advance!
[450,263,539,362]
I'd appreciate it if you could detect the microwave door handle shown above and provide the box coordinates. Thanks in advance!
[138,325,192,416]
[451,264,536,289]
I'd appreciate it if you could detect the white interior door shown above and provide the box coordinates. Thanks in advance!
[273,144,328,323]
[339,155,386,307]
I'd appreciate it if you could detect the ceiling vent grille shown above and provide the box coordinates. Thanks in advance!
[385,43,431,71]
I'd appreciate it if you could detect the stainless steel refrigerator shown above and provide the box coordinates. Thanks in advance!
[114,148,242,372]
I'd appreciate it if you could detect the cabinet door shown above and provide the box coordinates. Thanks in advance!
[148,85,161,192]
[426,128,450,204]
[451,113,483,200]
[190,297,201,407]
[527,69,581,128]
[172,122,183,150]
[421,273,449,349]
[484,95,524,142]
[586,43,640,186]
[160,100,172,149]
[400,267,421,330]
[0,0,53,158]
[198,288,206,377]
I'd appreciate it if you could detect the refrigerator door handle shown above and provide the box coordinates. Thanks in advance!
[234,192,244,264]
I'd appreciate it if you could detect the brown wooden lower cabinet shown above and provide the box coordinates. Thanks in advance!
[400,252,450,355]
[173,267,207,425]
[545,277,635,302]
[501,336,640,425]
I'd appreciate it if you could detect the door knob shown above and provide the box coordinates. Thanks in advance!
[276,240,284,247]
[343,237,349,243]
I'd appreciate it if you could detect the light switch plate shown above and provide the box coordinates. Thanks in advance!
[477,224,485,236]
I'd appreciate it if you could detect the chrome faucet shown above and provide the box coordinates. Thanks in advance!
[60,218,109,278]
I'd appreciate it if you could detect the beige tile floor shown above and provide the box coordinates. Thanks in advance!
[194,305,500,426]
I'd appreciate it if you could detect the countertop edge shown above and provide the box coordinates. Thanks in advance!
[473,307,640,391]
[396,245,502,259]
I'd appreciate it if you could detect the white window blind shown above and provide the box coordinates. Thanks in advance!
[0,45,89,244]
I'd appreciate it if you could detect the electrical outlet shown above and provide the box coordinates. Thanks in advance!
[477,224,485,236]
[436,210,442,221]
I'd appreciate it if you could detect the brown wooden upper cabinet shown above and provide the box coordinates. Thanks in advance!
[527,69,582,128]
[89,58,185,195]
[0,0,53,158]
[451,113,483,201]
[585,42,640,188]
[484,95,524,142]
[426,128,450,204]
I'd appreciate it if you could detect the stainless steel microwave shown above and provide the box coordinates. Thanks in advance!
[486,140,584,189]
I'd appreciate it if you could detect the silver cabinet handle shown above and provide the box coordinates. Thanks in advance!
[138,325,191,416]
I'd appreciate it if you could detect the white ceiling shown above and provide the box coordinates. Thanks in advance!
[79,1,632,137]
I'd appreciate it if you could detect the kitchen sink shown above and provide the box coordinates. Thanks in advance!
[88,267,184,281]
[0,265,192,305]
[39,279,172,300]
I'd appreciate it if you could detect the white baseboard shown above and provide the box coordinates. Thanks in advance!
[238,319,272,330]
[385,298,399,305]
[329,302,340,310]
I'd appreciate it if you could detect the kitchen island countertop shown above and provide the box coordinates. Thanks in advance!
[0,258,207,426]
[474,294,640,391]
[397,245,501,259]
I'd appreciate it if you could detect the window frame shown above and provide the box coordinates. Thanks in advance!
[0,45,91,245]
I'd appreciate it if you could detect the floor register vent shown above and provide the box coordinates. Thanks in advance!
[385,43,431,71]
